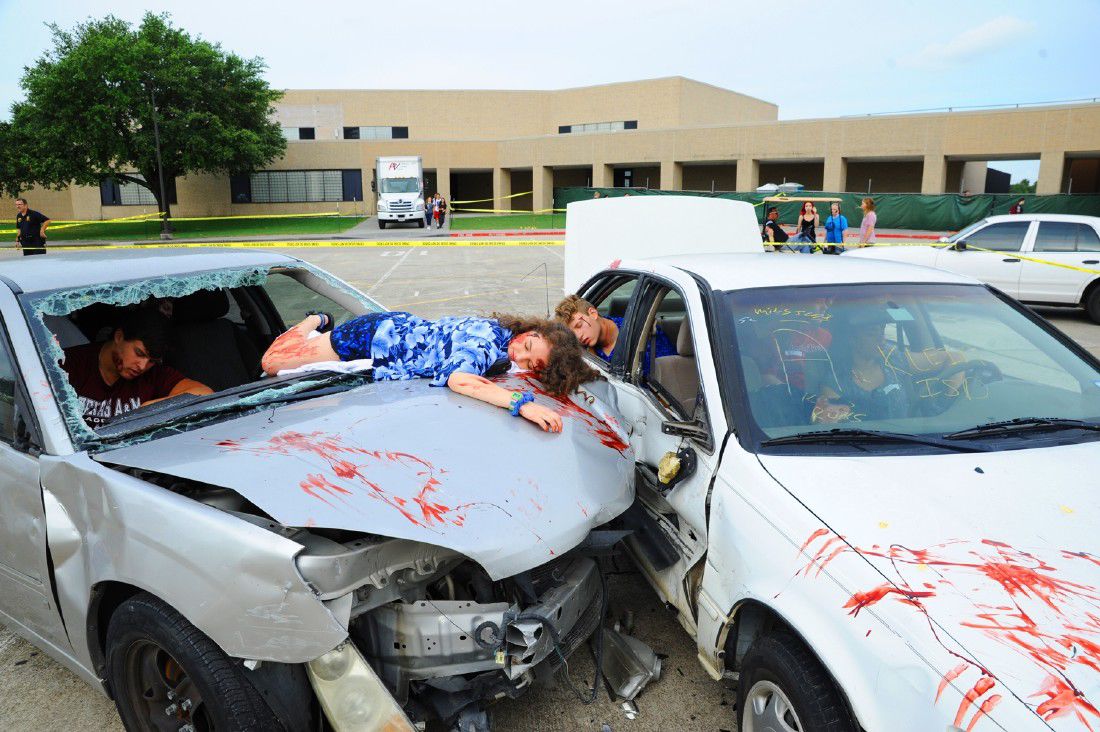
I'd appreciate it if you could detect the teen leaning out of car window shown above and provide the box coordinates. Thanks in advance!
[260,311,600,432]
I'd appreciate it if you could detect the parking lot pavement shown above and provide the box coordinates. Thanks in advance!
[1,245,1097,732]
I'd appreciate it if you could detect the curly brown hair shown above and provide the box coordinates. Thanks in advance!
[553,294,596,325]
[493,313,602,395]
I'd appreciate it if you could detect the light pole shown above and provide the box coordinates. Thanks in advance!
[148,85,172,239]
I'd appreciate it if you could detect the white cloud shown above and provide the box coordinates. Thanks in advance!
[899,15,1032,70]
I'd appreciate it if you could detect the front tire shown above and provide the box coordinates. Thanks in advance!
[378,220,387,230]
[105,593,282,732]
[737,633,856,732]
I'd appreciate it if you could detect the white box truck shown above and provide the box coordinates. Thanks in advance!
[373,156,425,229]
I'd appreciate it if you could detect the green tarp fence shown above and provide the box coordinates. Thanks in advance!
[554,187,1100,232]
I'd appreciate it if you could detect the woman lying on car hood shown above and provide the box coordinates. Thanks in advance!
[261,311,599,432]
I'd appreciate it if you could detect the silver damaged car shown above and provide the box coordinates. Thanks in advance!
[0,250,634,730]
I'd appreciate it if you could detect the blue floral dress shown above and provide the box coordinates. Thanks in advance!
[330,312,512,386]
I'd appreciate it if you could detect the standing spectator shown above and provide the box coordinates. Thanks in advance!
[14,197,50,256]
[593,191,602,199]
[790,201,819,253]
[1009,198,1025,214]
[823,202,848,254]
[761,206,790,251]
[436,194,447,229]
[858,197,877,246]
[423,193,434,229]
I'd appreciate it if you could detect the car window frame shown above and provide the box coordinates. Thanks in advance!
[715,280,1100,456]
[0,312,45,455]
[1031,221,1100,254]
[577,271,645,380]
[962,220,1033,252]
[626,279,697,410]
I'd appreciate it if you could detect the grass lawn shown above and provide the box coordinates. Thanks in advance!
[40,215,368,241]
[450,212,566,231]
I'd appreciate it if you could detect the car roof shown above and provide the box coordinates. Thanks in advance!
[0,248,298,294]
[978,213,1100,226]
[632,252,980,290]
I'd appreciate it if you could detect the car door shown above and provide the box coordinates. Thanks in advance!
[1016,220,1100,304]
[934,220,1033,298]
[581,269,729,628]
[0,308,66,647]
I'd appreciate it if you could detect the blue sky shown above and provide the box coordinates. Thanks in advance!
[3,0,1096,182]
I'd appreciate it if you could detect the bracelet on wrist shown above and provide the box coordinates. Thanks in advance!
[509,391,534,416]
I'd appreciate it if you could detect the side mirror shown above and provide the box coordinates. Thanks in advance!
[952,240,967,251]
[370,181,376,192]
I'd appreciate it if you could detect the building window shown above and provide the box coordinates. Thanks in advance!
[341,126,409,140]
[558,120,636,134]
[281,127,317,140]
[99,174,177,206]
[229,169,363,203]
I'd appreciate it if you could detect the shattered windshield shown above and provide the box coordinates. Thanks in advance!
[24,263,381,448]
[723,283,1100,452]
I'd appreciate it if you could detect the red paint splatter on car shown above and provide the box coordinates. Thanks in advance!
[937,662,970,701]
[964,695,1001,732]
[217,430,467,528]
[953,676,996,728]
[798,528,831,554]
[798,528,1100,729]
[1032,675,1100,729]
[842,584,935,617]
[494,373,630,455]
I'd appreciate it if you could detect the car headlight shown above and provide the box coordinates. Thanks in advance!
[307,642,414,731]
[378,202,388,212]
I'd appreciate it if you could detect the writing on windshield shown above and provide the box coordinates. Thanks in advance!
[724,283,1100,447]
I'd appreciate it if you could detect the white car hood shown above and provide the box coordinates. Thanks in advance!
[94,376,634,580]
[761,443,1100,730]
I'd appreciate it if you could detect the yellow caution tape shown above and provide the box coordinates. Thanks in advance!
[771,240,1100,277]
[449,190,534,205]
[970,246,1100,276]
[450,207,567,214]
[16,239,564,251]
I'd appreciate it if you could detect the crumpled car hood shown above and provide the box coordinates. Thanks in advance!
[95,375,634,580]
[761,443,1100,731]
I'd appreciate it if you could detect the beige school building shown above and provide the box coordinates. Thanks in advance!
[10,76,1100,220]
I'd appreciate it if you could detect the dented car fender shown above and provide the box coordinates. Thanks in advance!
[41,453,349,673]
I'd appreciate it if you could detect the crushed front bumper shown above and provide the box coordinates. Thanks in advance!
[353,556,602,712]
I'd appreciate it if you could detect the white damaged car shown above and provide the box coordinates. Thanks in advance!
[0,250,633,731]
[567,197,1100,731]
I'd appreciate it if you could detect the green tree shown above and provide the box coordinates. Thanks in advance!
[0,13,285,228]
[1009,178,1038,194]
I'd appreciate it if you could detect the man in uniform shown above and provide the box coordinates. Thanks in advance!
[14,198,50,256]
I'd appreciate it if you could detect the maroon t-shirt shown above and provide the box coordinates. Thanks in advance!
[61,343,185,428]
